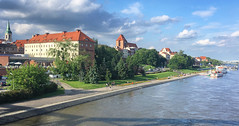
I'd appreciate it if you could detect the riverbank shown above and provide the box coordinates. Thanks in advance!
[0,73,198,125]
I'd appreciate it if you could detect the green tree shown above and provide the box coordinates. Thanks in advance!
[105,68,112,83]
[84,63,99,84]
[116,58,128,79]
[7,65,49,92]
[168,50,194,69]
[48,41,89,80]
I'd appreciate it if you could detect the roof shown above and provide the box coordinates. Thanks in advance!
[127,42,138,48]
[116,34,127,42]
[160,48,172,53]
[15,39,29,47]
[28,30,95,43]
[5,20,12,34]
[170,52,177,55]
[200,56,207,60]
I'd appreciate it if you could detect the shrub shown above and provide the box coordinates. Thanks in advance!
[0,82,58,104]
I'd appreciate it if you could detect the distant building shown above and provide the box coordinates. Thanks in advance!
[200,56,208,62]
[159,48,177,60]
[21,30,96,60]
[115,34,138,58]
[0,43,23,54]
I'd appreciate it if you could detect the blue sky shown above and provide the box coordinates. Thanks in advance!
[0,0,239,61]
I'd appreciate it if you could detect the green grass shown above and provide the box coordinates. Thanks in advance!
[61,71,179,90]
[35,86,65,99]
[142,65,155,71]
[178,69,199,74]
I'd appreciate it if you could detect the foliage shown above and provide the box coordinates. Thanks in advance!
[0,82,58,104]
[116,58,128,79]
[105,68,112,83]
[128,48,167,67]
[48,41,89,80]
[168,50,194,69]
[7,64,49,92]
[95,45,122,80]
[84,63,99,84]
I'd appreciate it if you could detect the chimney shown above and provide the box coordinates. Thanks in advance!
[32,35,35,38]
[63,31,67,34]
[45,33,49,35]
[36,34,39,36]
[76,29,81,32]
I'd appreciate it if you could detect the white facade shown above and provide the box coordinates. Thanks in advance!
[24,41,79,58]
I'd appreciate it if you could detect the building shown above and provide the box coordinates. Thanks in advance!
[159,48,177,60]
[0,43,23,54]
[5,20,12,42]
[115,34,138,58]
[200,56,208,62]
[21,30,96,60]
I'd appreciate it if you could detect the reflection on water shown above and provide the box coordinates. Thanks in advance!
[7,71,239,126]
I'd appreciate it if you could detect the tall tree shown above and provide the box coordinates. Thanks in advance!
[116,58,128,79]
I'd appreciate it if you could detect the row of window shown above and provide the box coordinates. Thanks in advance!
[25,44,56,48]
[30,53,78,56]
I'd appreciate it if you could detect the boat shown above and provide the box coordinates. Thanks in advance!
[216,66,227,74]
[210,70,223,78]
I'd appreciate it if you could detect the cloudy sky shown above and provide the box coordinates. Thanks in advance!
[0,0,239,61]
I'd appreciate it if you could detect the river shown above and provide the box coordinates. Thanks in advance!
[7,70,239,126]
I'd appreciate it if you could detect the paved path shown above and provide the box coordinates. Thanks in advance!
[0,74,198,124]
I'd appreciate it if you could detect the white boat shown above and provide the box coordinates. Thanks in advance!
[210,71,223,78]
[216,66,227,74]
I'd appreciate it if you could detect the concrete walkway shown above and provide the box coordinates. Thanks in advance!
[0,74,198,124]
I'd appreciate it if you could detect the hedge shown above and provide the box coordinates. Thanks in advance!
[0,82,58,104]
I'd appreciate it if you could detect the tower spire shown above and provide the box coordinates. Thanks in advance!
[5,20,12,42]
[5,20,12,34]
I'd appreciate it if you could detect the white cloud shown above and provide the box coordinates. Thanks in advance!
[201,22,221,29]
[150,15,177,24]
[0,10,28,18]
[192,7,217,18]
[231,31,239,37]
[160,37,168,42]
[148,46,155,49]
[121,2,143,17]
[193,39,216,46]
[65,0,100,13]
[124,20,136,27]
[135,37,143,42]
[177,29,197,39]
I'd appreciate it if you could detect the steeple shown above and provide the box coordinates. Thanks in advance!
[5,20,12,42]
[5,20,12,34]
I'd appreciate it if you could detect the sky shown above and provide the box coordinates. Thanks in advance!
[0,0,239,61]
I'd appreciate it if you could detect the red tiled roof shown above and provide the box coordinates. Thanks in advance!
[116,34,127,42]
[15,39,29,47]
[29,30,95,43]
[200,56,207,60]
[196,57,201,60]
[170,52,177,55]
[127,42,138,48]
[160,48,172,53]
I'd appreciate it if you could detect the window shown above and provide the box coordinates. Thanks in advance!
[81,44,83,46]
[90,44,92,47]
[86,44,88,47]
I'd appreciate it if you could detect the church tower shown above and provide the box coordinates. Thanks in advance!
[5,20,12,42]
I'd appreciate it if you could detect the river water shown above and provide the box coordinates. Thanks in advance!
[7,70,239,126]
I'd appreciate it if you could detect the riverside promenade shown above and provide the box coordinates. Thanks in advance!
[0,74,198,124]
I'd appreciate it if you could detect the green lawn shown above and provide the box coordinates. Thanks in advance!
[61,71,179,90]
[35,86,65,99]
[178,69,199,74]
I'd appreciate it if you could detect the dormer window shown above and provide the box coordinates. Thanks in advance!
[85,38,89,41]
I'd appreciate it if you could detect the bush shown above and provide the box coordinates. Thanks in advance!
[0,82,58,104]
